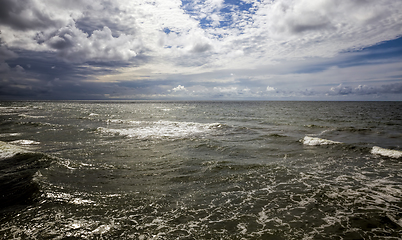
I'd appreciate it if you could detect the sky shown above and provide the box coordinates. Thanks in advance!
[0,0,402,101]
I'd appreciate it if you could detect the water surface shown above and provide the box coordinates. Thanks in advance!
[1,101,401,239]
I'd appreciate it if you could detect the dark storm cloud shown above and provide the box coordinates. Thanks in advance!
[0,48,140,100]
[0,44,18,74]
[0,70,109,100]
[6,51,86,79]
[0,46,17,60]
[0,0,62,30]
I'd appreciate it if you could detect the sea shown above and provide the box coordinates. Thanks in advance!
[0,101,401,239]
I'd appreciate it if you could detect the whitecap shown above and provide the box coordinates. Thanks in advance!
[371,146,402,158]
[92,224,112,235]
[0,141,28,159]
[301,136,342,146]
[106,119,128,124]
[0,133,22,137]
[10,140,40,145]
[18,114,45,119]
[99,120,221,139]
[46,192,95,205]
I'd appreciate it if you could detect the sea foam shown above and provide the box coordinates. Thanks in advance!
[10,140,40,145]
[371,146,402,158]
[0,141,29,159]
[100,120,221,139]
[301,136,342,146]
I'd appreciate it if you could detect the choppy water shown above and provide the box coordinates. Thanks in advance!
[0,101,401,239]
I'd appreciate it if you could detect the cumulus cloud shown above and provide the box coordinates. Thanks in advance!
[266,86,276,92]
[172,85,188,92]
[0,0,142,63]
[0,0,401,100]
[0,0,64,30]
[328,84,353,95]
[213,86,237,93]
[1,0,401,66]
[45,25,141,62]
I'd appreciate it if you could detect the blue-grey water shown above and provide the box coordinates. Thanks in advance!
[0,101,401,239]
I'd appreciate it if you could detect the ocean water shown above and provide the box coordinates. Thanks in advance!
[0,101,401,239]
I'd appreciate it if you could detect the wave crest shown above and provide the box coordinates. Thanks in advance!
[371,146,402,158]
[0,141,52,209]
[301,136,343,146]
[99,120,223,139]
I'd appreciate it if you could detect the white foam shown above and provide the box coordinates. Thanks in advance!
[46,192,96,205]
[371,146,402,158]
[10,140,40,145]
[99,120,221,139]
[0,133,22,137]
[0,141,29,159]
[106,119,132,124]
[301,136,342,146]
[18,114,45,118]
[92,224,112,235]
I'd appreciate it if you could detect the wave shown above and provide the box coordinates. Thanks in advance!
[301,136,402,159]
[371,146,402,159]
[267,133,287,138]
[99,120,224,139]
[0,106,29,113]
[9,140,40,145]
[301,136,343,146]
[17,121,56,127]
[0,141,29,159]
[0,141,52,209]
[304,124,325,128]
[0,133,22,138]
[18,114,46,119]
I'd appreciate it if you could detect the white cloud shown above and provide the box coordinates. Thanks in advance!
[266,86,276,92]
[0,0,401,100]
[213,86,238,93]
[1,0,401,67]
[45,25,141,62]
[172,85,187,92]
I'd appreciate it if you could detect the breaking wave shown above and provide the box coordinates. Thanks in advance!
[0,141,52,210]
[301,136,402,159]
[301,136,343,146]
[99,120,224,139]
[9,140,40,145]
[371,146,402,159]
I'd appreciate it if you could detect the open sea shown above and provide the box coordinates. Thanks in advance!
[0,101,401,239]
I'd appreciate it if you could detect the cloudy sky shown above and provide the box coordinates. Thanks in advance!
[1,0,401,100]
